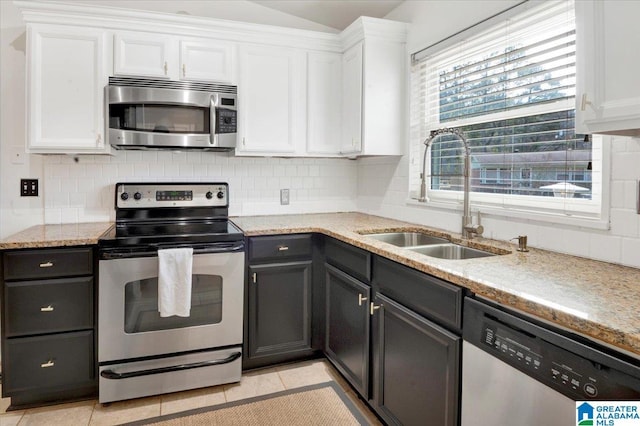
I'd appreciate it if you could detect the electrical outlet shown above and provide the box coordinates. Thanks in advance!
[280,189,290,205]
[20,179,38,197]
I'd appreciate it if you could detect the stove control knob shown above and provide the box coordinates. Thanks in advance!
[120,192,129,201]
[134,192,142,201]
[206,191,213,200]
[217,191,225,199]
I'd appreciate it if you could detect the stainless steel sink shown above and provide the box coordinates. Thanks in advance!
[408,243,496,260]
[364,232,450,247]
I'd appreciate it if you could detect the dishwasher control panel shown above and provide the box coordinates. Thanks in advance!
[482,323,604,399]
[465,297,640,401]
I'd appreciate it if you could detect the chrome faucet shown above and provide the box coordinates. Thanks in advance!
[419,128,484,239]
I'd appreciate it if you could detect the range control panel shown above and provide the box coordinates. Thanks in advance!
[116,183,228,209]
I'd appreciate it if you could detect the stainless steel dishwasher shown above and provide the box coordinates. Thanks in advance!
[461,297,640,425]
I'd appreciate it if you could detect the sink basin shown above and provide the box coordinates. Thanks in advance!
[408,243,496,260]
[365,232,449,247]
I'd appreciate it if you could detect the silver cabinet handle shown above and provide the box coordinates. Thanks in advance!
[39,261,53,268]
[370,302,381,316]
[581,93,592,111]
[278,246,289,251]
[252,272,257,283]
[183,63,186,78]
[40,305,54,312]
[358,294,367,306]
[164,61,168,75]
[41,360,55,368]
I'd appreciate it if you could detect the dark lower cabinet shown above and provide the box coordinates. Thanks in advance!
[325,263,370,398]
[245,260,313,368]
[372,294,461,426]
[1,247,97,409]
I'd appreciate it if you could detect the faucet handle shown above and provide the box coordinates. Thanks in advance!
[464,211,484,238]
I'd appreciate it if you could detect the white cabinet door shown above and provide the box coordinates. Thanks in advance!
[341,42,363,155]
[307,52,342,155]
[113,31,175,79]
[361,38,405,156]
[237,45,305,154]
[576,0,640,137]
[27,24,109,153]
[180,40,235,83]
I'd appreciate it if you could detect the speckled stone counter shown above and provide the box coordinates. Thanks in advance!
[0,222,113,249]
[232,212,640,357]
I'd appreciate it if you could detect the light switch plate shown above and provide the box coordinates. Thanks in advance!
[280,189,290,205]
[21,179,38,197]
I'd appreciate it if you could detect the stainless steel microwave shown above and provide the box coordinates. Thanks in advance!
[106,77,237,151]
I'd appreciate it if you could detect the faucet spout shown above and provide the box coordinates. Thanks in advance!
[419,127,483,239]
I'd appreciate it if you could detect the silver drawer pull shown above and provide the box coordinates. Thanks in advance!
[370,302,382,316]
[41,360,55,368]
[358,294,368,306]
[40,305,54,312]
[39,261,54,268]
[277,246,289,251]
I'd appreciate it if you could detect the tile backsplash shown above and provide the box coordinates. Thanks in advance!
[42,151,358,223]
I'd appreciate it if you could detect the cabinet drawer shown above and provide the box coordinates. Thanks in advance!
[3,248,93,280]
[325,238,371,283]
[3,330,94,394]
[4,276,94,337]
[249,234,312,262]
[373,256,464,331]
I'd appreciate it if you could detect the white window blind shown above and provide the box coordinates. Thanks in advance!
[410,0,603,218]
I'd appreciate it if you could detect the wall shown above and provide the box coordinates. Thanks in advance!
[0,0,353,239]
[359,0,640,269]
[0,1,45,239]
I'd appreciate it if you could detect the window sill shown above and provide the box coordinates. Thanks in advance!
[405,198,611,231]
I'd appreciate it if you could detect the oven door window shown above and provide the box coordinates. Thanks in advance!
[124,274,222,333]
[109,104,210,134]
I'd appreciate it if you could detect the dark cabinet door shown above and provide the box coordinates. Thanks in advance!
[372,294,461,426]
[325,263,371,398]
[247,261,313,362]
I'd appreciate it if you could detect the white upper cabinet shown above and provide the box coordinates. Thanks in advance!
[576,0,640,137]
[340,18,407,156]
[307,52,343,155]
[113,32,174,79]
[341,43,363,155]
[18,2,407,157]
[27,24,109,154]
[236,44,306,155]
[180,40,235,83]
[114,32,236,83]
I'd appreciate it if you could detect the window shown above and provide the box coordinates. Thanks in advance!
[410,0,604,220]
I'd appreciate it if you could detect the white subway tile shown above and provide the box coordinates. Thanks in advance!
[610,208,640,237]
[589,233,622,263]
[621,238,640,268]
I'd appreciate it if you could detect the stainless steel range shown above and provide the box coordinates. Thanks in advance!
[98,182,244,404]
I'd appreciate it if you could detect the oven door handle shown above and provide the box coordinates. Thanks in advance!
[100,242,245,259]
[100,351,241,380]
[152,242,245,254]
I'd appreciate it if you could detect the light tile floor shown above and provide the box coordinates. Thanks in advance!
[0,359,383,425]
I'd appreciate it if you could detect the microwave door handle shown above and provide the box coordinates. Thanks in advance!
[210,95,217,147]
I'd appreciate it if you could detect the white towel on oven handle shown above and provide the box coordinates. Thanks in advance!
[158,247,193,317]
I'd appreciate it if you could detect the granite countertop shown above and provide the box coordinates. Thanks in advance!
[232,212,640,357]
[2,214,638,358]
[0,222,113,249]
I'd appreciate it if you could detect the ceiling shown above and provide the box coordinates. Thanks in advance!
[249,0,404,30]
